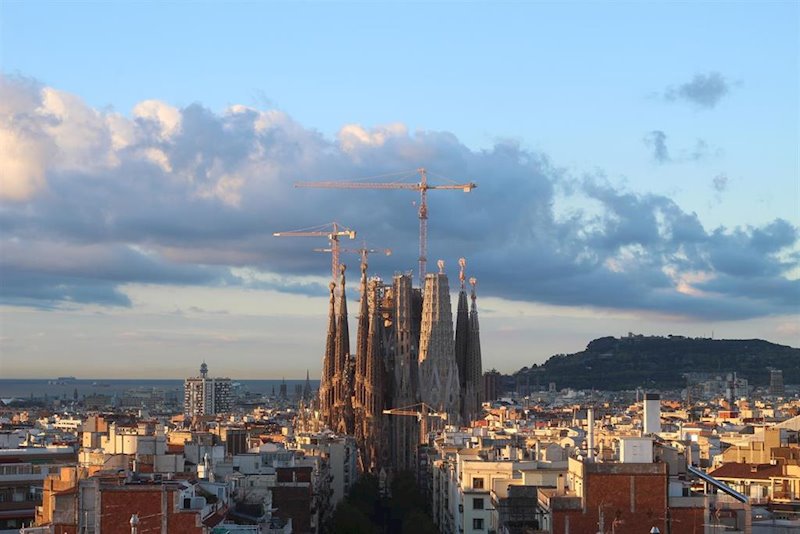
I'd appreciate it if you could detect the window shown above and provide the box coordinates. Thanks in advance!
[473,517,484,530]
[472,477,484,489]
[473,497,484,510]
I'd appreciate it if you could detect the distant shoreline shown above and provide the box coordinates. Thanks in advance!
[0,378,320,398]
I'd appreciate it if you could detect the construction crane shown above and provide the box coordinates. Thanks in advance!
[296,168,476,286]
[382,402,448,444]
[273,221,356,281]
[313,245,392,272]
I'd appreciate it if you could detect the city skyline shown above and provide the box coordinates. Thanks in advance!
[1,2,798,378]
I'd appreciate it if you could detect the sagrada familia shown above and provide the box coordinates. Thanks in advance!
[317,257,484,473]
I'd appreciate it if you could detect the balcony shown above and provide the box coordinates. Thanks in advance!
[772,490,799,503]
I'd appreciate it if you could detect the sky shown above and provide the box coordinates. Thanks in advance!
[0,1,798,379]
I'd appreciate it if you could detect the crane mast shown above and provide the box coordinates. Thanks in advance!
[296,168,476,286]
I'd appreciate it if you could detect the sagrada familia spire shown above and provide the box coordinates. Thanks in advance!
[454,259,484,423]
[418,260,461,426]
[320,266,355,435]
[317,257,483,473]
[319,281,336,425]
[353,259,388,471]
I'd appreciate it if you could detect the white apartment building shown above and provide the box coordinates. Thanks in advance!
[430,442,567,534]
[184,362,233,416]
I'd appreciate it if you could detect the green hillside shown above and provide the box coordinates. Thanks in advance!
[510,335,800,391]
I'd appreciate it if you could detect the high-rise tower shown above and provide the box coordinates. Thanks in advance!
[184,363,232,416]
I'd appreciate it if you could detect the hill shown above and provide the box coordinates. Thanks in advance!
[510,334,800,391]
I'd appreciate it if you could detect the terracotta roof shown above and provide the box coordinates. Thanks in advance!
[202,504,228,527]
[709,463,782,480]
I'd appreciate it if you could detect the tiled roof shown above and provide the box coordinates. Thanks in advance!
[708,463,782,480]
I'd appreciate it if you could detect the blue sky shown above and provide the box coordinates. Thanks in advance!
[1,1,798,378]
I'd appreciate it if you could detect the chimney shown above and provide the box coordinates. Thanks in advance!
[587,407,595,463]
[556,473,565,495]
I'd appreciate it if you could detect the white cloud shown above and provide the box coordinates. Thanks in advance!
[0,78,55,201]
[132,99,181,139]
[337,122,408,153]
[194,171,244,207]
[0,124,53,201]
[40,87,117,170]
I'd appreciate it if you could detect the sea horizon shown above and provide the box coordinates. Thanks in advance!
[0,378,320,398]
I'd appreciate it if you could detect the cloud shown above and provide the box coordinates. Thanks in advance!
[687,139,711,161]
[712,173,729,193]
[664,72,732,109]
[644,130,670,163]
[0,75,797,321]
[643,132,718,164]
[0,76,56,201]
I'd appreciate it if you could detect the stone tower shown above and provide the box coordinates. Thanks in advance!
[319,282,337,427]
[454,258,470,422]
[389,272,421,471]
[362,277,387,471]
[332,265,354,435]
[353,258,389,471]
[418,261,460,426]
[463,277,484,423]
[353,261,370,427]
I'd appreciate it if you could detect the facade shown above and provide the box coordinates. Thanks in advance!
[184,363,233,416]
[34,471,229,534]
[0,447,77,531]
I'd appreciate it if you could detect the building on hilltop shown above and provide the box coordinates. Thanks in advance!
[184,362,232,416]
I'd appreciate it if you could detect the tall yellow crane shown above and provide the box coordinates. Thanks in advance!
[296,168,476,285]
[272,221,356,281]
